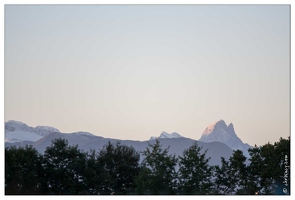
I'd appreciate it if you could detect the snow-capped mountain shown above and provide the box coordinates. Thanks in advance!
[199,120,252,157]
[5,120,61,143]
[149,131,184,140]
[5,120,100,143]
[5,120,33,132]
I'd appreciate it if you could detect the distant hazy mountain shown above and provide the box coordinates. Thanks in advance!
[199,120,252,157]
[4,120,234,166]
[5,120,97,143]
[149,131,184,140]
[5,120,60,143]
[5,120,255,164]
[26,133,233,166]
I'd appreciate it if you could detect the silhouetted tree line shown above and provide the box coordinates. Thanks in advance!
[5,137,290,195]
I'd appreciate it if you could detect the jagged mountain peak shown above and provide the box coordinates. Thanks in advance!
[150,131,184,140]
[202,119,227,136]
[199,120,252,157]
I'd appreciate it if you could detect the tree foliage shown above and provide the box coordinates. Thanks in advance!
[178,142,213,194]
[229,150,248,194]
[97,141,140,194]
[213,157,236,194]
[43,138,88,194]
[135,140,178,194]
[5,145,44,194]
[5,137,290,195]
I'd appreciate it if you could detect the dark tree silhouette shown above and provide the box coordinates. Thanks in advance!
[5,145,44,194]
[43,138,87,194]
[135,140,178,194]
[97,141,140,194]
[178,142,213,194]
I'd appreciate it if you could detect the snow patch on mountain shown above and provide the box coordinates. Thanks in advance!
[5,120,101,143]
[71,131,96,137]
[5,130,43,143]
[150,131,184,140]
[5,120,32,132]
[35,126,60,136]
[5,120,60,143]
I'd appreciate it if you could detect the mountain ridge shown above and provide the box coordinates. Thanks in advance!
[5,131,234,166]
[5,119,252,159]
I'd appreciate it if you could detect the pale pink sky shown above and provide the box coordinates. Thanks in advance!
[5,5,290,146]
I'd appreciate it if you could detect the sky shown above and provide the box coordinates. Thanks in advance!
[4,4,290,146]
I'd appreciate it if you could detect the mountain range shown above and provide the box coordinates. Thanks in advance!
[4,119,253,165]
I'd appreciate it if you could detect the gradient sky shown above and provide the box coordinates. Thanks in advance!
[5,5,290,146]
